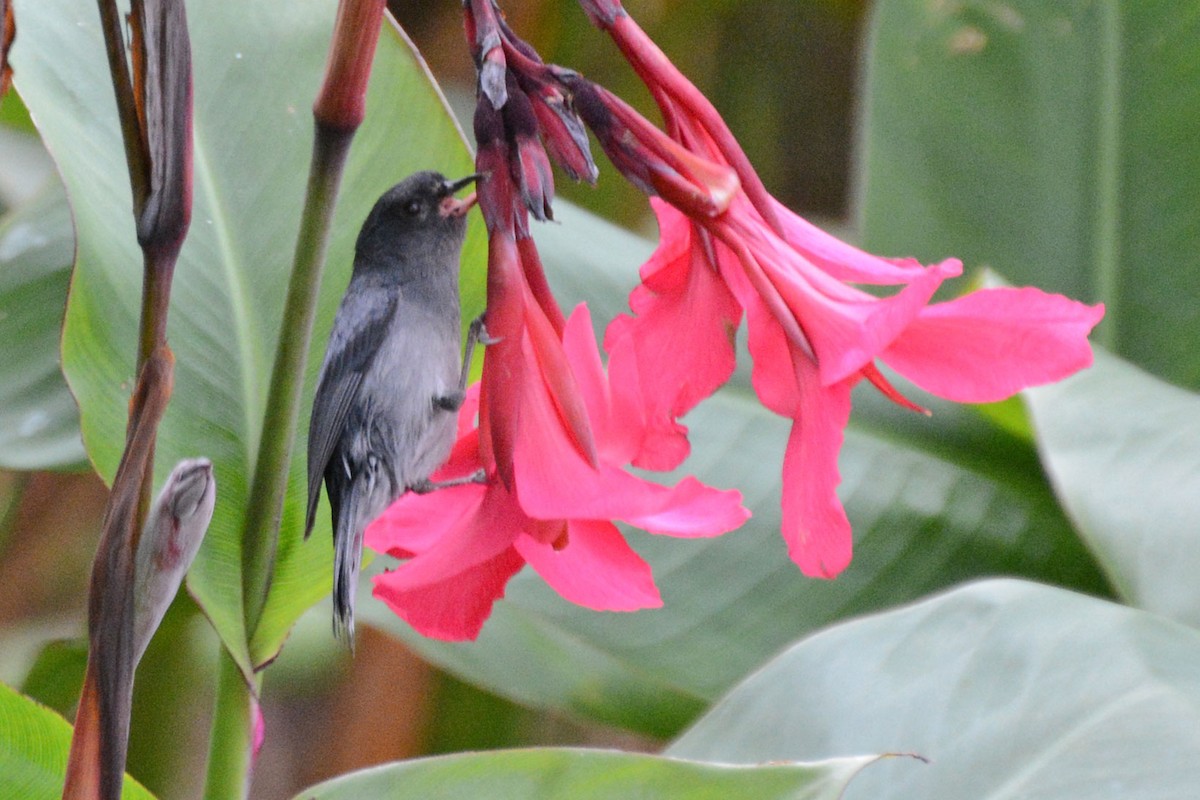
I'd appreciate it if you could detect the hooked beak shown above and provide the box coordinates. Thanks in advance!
[439,173,481,218]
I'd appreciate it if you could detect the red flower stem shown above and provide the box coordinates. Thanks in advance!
[516,235,567,335]
[599,87,702,187]
[500,35,545,76]
[602,13,785,236]
[709,217,818,364]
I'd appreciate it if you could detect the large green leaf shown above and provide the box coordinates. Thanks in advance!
[1026,349,1200,627]
[0,681,156,800]
[11,0,481,673]
[859,0,1200,388]
[0,183,85,470]
[668,579,1200,799]
[295,748,882,800]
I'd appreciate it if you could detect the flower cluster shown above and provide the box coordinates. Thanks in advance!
[578,1,1103,576]
[367,0,1103,639]
[364,0,749,641]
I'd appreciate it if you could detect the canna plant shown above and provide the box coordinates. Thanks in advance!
[0,1,1197,799]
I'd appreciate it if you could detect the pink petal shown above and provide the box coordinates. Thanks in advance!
[372,546,525,641]
[604,201,741,470]
[510,340,747,535]
[747,221,957,385]
[367,483,524,588]
[621,475,750,537]
[369,484,529,640]
[365,481,486,559]
[560,303,631,460]
[768,196,951,286]
[780,356,855,578]
[523,289,600,467]
[883,288,1105,403]
[739,284,801,417]
[516,519,662,610]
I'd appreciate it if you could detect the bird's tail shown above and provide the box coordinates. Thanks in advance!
[332,484,366,648]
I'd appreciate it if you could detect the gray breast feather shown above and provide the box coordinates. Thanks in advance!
[349,295,460,490]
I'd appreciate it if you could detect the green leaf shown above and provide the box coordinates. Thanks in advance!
[11,0,480,673]
[0,183,86,470]
[668,579,1200,799]
[19,638,88,720]
[0,681,156,800]
[859,0,1200,388]
[1025,348,1200,627]
[295,748,883,800]
[0,88,37,133]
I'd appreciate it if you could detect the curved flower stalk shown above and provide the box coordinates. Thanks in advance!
[363,5,748,641]
[578,0,1105,577]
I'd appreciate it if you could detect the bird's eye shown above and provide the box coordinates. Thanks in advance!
[404,200,422,216]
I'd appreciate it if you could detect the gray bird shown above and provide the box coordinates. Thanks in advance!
[305,171,481,644]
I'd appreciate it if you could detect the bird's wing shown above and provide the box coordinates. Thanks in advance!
[304,287,399,538]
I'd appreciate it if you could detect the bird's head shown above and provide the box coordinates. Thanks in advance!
[354,171,479,269]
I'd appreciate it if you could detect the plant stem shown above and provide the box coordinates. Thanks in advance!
[203,649,258,800]
[240,124,353,639]
[94,0,150,210]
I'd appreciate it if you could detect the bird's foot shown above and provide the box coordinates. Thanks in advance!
[456,314,501,396]
[468,314,501,346]
[410,469,487,494]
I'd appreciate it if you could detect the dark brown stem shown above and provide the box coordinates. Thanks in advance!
[66,3,193,798]
[65,347,175,800]
[95,0,150,212]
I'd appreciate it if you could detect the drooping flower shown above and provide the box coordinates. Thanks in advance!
[372,0,1104,639]
[366,303,748,641]
[579,2,1104,577]
[363,7,748,640]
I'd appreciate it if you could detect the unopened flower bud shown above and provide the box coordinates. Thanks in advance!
[565,76,738,218]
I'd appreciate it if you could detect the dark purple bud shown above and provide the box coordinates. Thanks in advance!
[466,0,508,108]
[474,97,519,235]
[132,0,194,257]
[564,75,737,218]
[528,78,598,184]
[501,75,554,228]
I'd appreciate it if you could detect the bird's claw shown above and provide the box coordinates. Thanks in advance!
[468,314,501,346]
[410,469,487,494]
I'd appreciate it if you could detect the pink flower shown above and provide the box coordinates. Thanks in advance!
[371,0,1105,642]
[364,48,747,640]
[586,6,1104,578]
[366,304,748,641]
